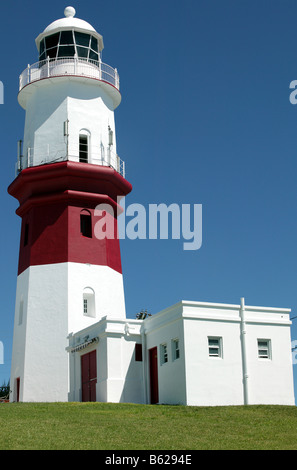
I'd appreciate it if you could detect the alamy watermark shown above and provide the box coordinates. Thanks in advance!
[93,198,202,251]
[289,81,297,104]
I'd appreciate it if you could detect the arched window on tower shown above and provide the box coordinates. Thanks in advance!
[83,287,95,318]
[80,209,92,238]
[79,130,90,163]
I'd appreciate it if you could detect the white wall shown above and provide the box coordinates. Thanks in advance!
[144,301,295,407]
[10,262,126,402]
[22,81,68,165]
[145,305,187,405]
[183,311,244,407]
[67,80,117,162]
[68,318,144,404]
[245,322,295,405]
[11,264,69,402]
[22,78,117,167]
[182,301,295,406]
[68,263,126,334]
[10,269,29,402]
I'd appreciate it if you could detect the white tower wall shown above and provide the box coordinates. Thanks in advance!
[21,79,117,168]
[10,262,126,402]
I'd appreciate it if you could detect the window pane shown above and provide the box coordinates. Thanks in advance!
[208,339,219,346]
[77,46,89,58]
[81,213,92,238]
[161,344,168,364]
[75,32,90,47]
[46,47,58,59]
[79,135,88,162]
[83,299,88,314]
[45,33,60,49]
[40,39,45,55]
[58,45,75,57]
[172,339,180,360]
[60,30,74,45]
[89,50,99,62]
[91,36,98,51]
[209,348,219,356]
[259,350,268,356]
[258,339,270,359]
[39,52,46,62]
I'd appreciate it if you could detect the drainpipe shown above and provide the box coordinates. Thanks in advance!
[240,297,249,405]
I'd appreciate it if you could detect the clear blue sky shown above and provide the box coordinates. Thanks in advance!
[1,0,297,402]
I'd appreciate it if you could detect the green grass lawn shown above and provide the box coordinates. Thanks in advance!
[1,402,297,450]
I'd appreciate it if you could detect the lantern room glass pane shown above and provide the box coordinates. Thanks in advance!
[77,46,89,58]
[47,47,58,59]
[40,39,45,55]
[91,36,98,51]
[89,50,99,62]
[45,33,60,49]
[58,45,75,58]
[75,31,90,47]
[60,30,74,45]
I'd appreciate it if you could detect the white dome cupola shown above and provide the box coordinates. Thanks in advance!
[35,7,104,63]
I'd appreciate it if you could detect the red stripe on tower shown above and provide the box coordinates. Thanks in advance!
[8,162,132,275]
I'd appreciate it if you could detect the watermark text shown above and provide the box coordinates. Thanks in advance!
[94,199,202,251]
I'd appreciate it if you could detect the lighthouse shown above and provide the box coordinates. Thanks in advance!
[8,7,132,402]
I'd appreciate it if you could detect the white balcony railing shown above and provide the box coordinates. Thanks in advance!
[16,144,126,178]
[19,57,120,92]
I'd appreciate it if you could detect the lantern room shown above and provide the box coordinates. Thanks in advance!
[35,7,104,63]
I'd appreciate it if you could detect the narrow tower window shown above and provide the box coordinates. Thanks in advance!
[79,134,88,163]
[80,211,92,238]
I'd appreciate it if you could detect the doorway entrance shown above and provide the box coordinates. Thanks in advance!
[149,347,159,404]
[81,350,97,402]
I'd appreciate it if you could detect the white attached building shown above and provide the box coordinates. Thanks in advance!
[68,298,295,406]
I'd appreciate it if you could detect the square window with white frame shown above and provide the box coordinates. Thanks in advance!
[208,337,222,358]
[257,339,271,359]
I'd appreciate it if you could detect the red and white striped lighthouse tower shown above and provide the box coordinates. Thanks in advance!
[8,7,132,402]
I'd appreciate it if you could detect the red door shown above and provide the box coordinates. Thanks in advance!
[149,347,159,404]
[81,350,97,402]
